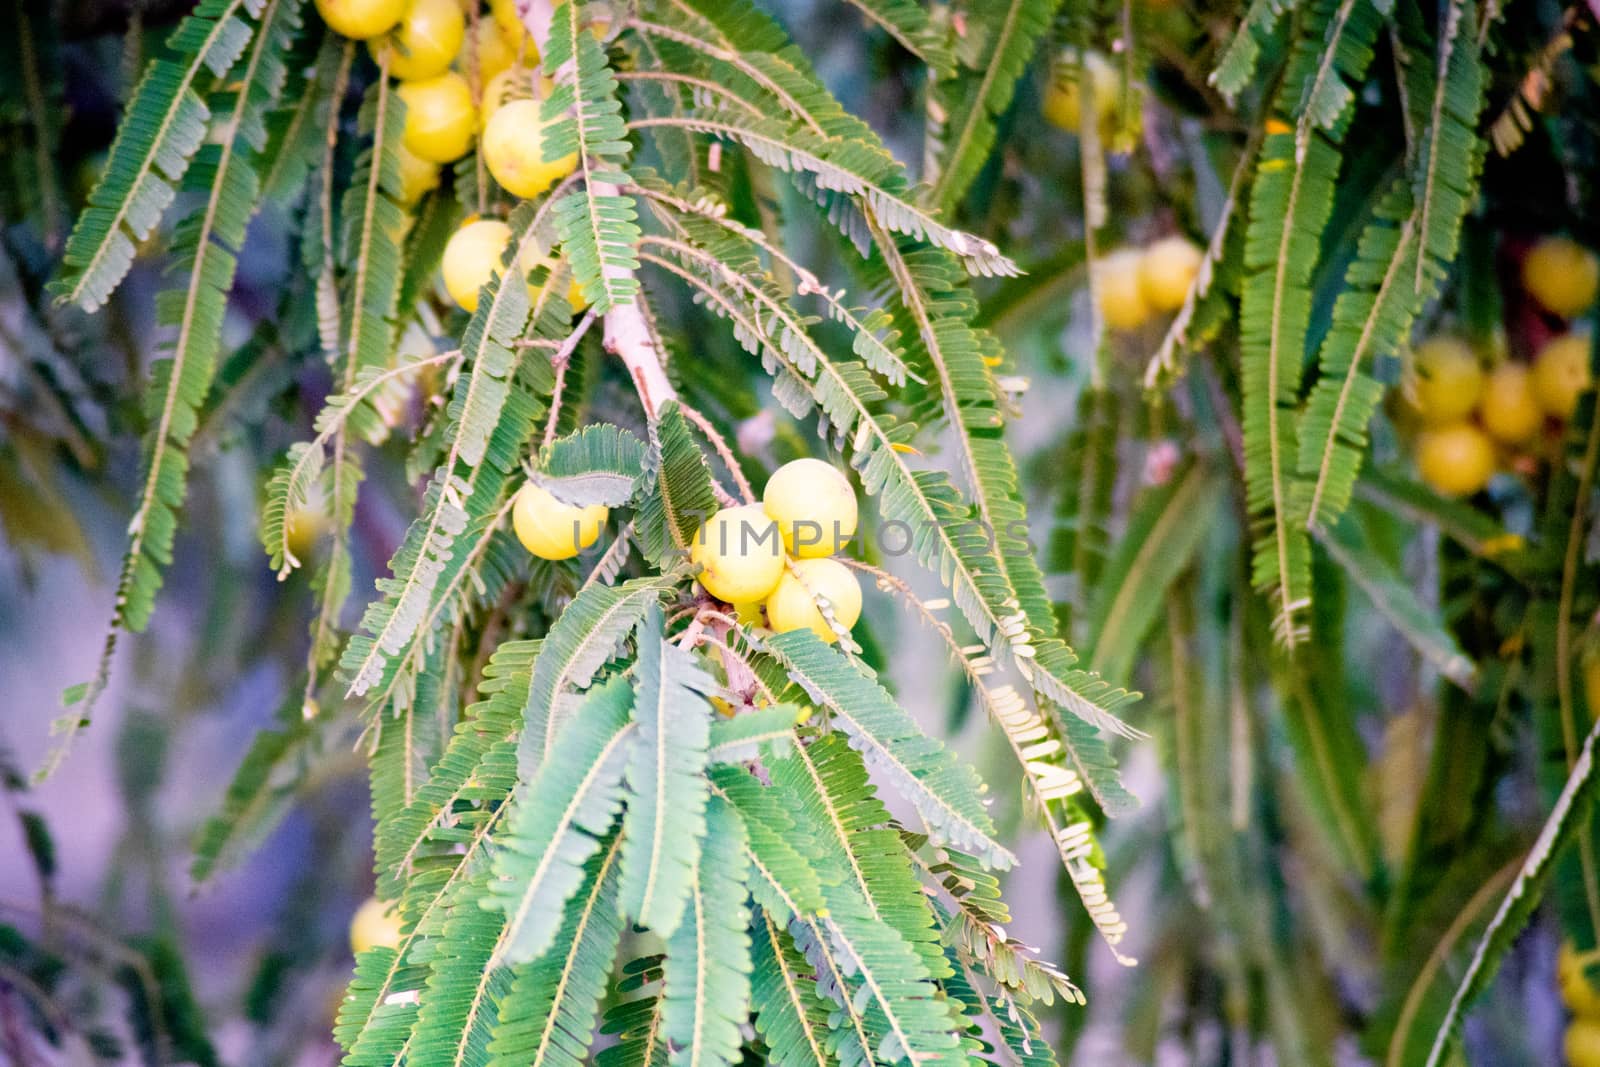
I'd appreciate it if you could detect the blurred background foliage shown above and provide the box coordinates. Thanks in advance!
[3,0,1600,1064]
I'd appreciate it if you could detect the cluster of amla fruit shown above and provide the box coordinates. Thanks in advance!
[687,460,864,645]
[1403,237,1596,498]
[312,0,585,288]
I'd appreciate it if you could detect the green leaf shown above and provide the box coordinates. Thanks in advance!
[536,423,650,507]
[765,630,1013,869]
[707,705,802,764]
[661,796,753,1067]
[488,833,627,1067]
[618,605,717,935]
[634,401,720,565]
[750,911,837,1067]
[485,677,636,966]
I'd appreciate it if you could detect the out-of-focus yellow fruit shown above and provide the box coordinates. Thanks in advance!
[512,481,607,560]
[1407,336,1484,426]
[1532,334,1594,419]
[765,558,863,644]
[349,897,402,955]
[1569,1019,1600,1065]
[1416,422,1495,497]
[1043,51,1117,133]
[483,99,578,199]
[441,218,512,312]
[762,458,857,559]
[1524,236,1599,318]
[1095,248,1151,331]
[691,505,786,603]
[1477,364,1543,445]
[1561,942,1600,1018]
[369,0,463,80]
[490,0,526,44]
[395,142,440,205]
[567,274,589,314]
[1138,236,1203,313]
[314,0,405,40]
[397,72,476,163]
[463,17,517,83]
[284,505,327,563]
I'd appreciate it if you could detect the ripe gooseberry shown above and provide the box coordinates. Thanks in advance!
[314,0,405,40]
[483,99,578,199]
[512,482,607,560]
[462,17,517,84]
[1562,942,1600,1018]
[765,558,863,644]
[1524,236,1599,318]
[762,458,858,559]
[395,142,440,205]
[1415,422,1495,497]
[1531,334,1594,419]
[441,219,513,312]
[1095,248,1151,331]
[1042,51,1118,134]
[1406,336,1483,425]
[690,505,786,603]
[349,897,402,955]
[369,0,463,80]
[1138,236,1202,312]
[1569,1020,1600,1067]
[398,72,476,163]
[1477,363,1543,445]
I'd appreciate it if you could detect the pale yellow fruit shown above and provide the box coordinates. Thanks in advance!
[1570,1019,1600,1066]
[398,72,476,163]
[1524,236,1600,318]
[1096,248,1151,331]
[349,897,402,955]
[765,558,863,644]
[463,17,517,83]
[369,0,463,80]
[1562,943,1600,1019]
[761,458,857,559]
[314,0,405,39]
[1043,51,1118,133]
[490,0,526,43]
[395,142,440,205]
[1532,334,1594,419]
[1416,422,1495,497]
[441,219,512,312]
[1406,336,1484,425]
[1477,363,1543,445]
[512,481,607,560]
[1138,236,1203,313]
[567,274,589,314]
[483,99,578,199]
[691,505,786,603]
[284,505,327,563]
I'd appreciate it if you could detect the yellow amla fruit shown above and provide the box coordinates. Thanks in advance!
[1532,334,1594,419]
[691,504,786,603]
[283,505,328,564]
[441,218,514,312]
[483,98,578,199]
[1524,236,1600,318]
[490,0,527,43]
[765,558,863,644]
[314,0,405,40]
[512,481,607,560]
[349,897,402,955]
[1570,1019,1600,1066]
[1477,363,1543,445]
[1138,236,1203,313]
[1042,50,1118,134]
[369,0,463,80]
[1406,336,1484,425]
[1095,248,1151,331]
[462,16,518,84]
[397,72,476,163]
[1415,422,1495,498]
[395,142,440,205]
[762,458,858,559]
[1561,942,1600,1018]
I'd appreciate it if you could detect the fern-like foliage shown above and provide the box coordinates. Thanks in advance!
[38,0,302,780]
[924,0,1060,209]
[51,0,261,311]
[618,605,716,935]
[543,0,640,313]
